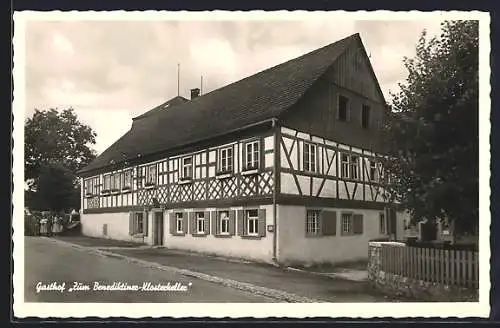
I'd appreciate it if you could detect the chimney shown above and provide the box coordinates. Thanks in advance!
[190,88,200,100]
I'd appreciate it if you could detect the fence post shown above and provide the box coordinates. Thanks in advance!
[467,250,473,288]
[430,247,435,284]
[474,251,479,289]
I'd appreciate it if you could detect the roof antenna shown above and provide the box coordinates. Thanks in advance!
[177,63,180,97]
[200,75,203,96]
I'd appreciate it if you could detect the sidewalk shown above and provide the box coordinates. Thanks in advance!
[50,235,406,302]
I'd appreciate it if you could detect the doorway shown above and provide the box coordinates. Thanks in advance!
[153,211,164,246]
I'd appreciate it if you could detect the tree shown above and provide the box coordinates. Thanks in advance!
[381,21,479,235]
[25,108,97,211]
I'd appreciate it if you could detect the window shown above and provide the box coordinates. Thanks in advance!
[121,170,132,189]
[362,104,371,129]
[338,95,349,121]
[350,156,359,180]
[341,154,350,178]
[341,213,352,235]
[182,157,193,180]
[246,209,259,236]
[219,211,230,235]
[196,212,205,234]
[103,174,111,191]
[146,165,157,186]
[369,160,378,181]
[176,212,183,234]
[306,210,320,236]
[135,212,144,234]
[84,179,92,196]
[304,143,317,173]
[379,213,386,234]
[136,167,145,188]
[219,147,233,173]
[245,141,260,170]
[92,177,99,195]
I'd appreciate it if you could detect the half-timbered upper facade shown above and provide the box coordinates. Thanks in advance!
[78,33,407,265]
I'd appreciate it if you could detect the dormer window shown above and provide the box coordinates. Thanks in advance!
[338,95,349,122]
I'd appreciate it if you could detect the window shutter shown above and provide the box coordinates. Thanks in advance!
[353,214,363,235]
[143,211,148,236]
[242,144,247,171]
[211,211,217,235]
[390,208,397,234]
[321,210,337,236]
[169,212,175,234]
[258,209,266,237]
[189,212,195,235]
[237,210,244,236]
[215,149,220,174]
[204,211,210,235]
[182,214,188,234]
[129,212,134,235]
[229,210,236,235]
[258,138,264,171]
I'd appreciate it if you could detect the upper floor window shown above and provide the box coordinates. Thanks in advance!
[112,173,121,191]
[362,104,371,129]
[84,179,93,196]
[146,164,157,186]
[350,156,359,180]
[338,95,349,122]
[121,170,132,189]
[245,140,260,170]
[303,143,317,173]
[218,147,233,173]
[369,160,378,182]
[92,177,99,195]
[181,157,193,180]
[103,174,111,191]
[340,154,359,180]
[341,154,350,178]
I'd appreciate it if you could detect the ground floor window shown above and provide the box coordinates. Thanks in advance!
[219,211,230,234]
[246,209,259,236]
[129,212,145,235]
[341,213,352,235]
[176,212,183,233]
[196,212,205,234]
[306,210,320,236]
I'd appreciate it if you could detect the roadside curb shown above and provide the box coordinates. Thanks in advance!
[41,237,323,303]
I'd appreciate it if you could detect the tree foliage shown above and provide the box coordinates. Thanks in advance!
[382,20,479,234]
[25,108,97,211]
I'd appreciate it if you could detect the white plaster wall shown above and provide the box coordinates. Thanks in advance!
[164,205,275,263]
[277,205,405,265]
[81,212,153,245]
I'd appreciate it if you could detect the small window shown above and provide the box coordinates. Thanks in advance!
[341,213,352,235]
[306,210,320,236]
[341,154,350,178]
[121,170,132,189]
[338,95,349,122]
[246,209,259,236]
[146,165,157,186]
[362,104,371,129]
[303,143,317,173]
[245,141,260,170]
[219,211,230,235]
[103,174,111,191]
[350,156,359,180]
[379,213,386,234]
[196,212,205,234]
[176,212,183,233]
[182,157,193,180]
[93,177,99,195]
[219,147,233,173]
[135,212,144,234]
[369,160,377,181]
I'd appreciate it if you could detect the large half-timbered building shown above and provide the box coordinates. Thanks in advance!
[78,33,409,265]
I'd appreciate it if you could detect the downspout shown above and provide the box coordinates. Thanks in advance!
[271,118,279,265]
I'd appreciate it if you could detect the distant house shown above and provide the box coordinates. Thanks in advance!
[78,33,409,265]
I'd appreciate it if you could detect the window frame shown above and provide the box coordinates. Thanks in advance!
[244,140,260,171]
[181,156,193,181]
[219,210,230,235]
[196,212,205,234]
[341,153,350,178]
[303,142,317,173]
[102,174,111,193]
[306,210,321,236]
[341,213,353,235]
[145,164,157,187]
[369,160,378,182]
[121,170,132,190]
[135,212,144,234]
[337,94,350,122]
[175,212,183,234]
[218,147,234,174]
[350,155,359,180]
[246,209,259,236]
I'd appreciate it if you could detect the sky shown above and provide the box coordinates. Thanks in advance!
[24,16,444,155]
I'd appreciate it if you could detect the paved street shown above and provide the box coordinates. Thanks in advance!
[24,237,273,302]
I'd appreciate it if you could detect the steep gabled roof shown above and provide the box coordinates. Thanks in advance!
[80,33,359,174]
[132,96,189,121]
